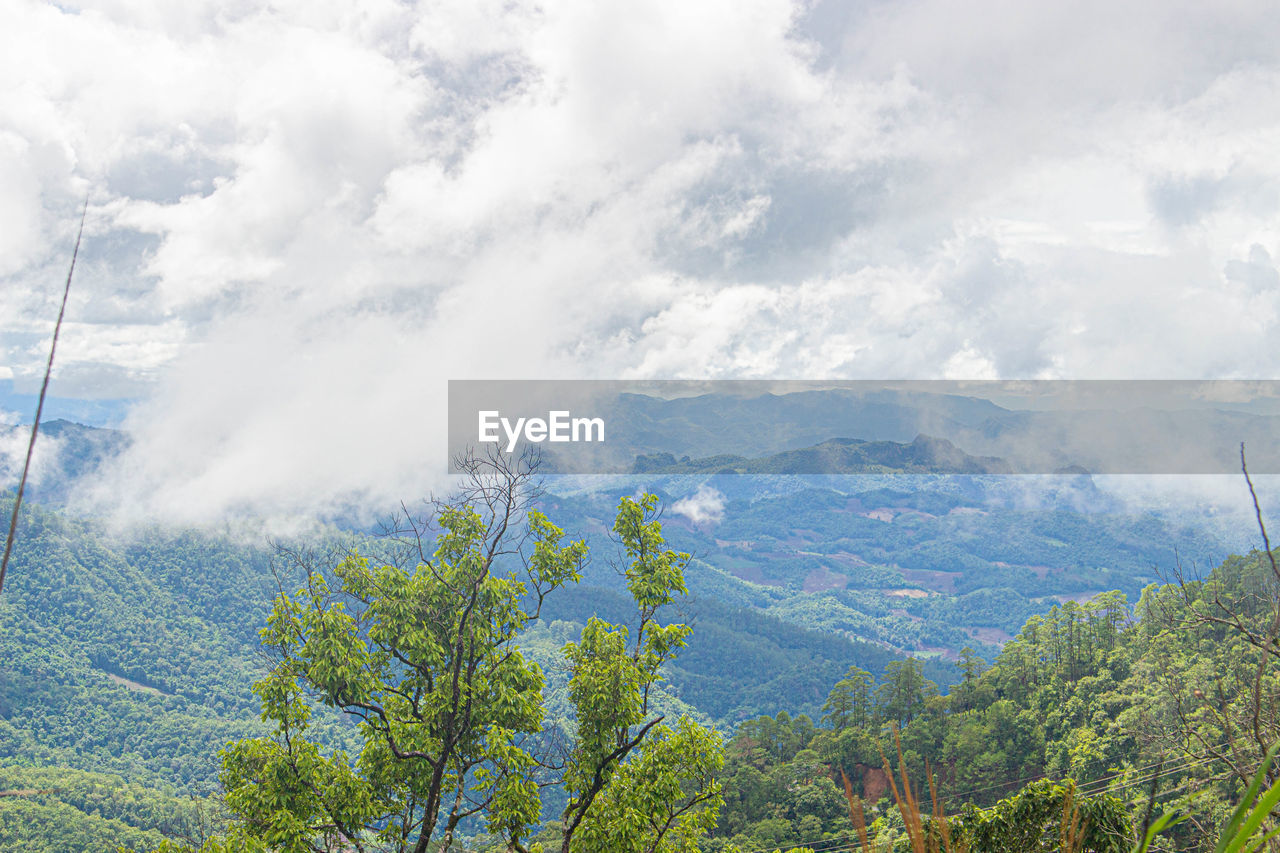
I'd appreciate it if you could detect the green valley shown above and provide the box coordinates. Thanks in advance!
[0,427,1272,852]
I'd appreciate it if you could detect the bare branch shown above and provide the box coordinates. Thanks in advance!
[1,199,87,596]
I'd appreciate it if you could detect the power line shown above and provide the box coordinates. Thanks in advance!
[745,745,1236,853]
[1075,753,1222,801]
[745,833,860,853]
[1126,770,1233,808]
[929,743,1229,807]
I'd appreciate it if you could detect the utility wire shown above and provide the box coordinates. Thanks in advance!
[746,745,1234,853]
[751,833,860,853]
[1127,770,1233,808]
[0,199,86,596]
[919,743,1229,809]
[1075,754,1222,801]
[1072,750,1225,797]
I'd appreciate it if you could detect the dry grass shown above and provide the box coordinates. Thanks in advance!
[837,725,1094,853]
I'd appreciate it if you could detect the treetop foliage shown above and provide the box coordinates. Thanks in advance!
[149,453,725,853]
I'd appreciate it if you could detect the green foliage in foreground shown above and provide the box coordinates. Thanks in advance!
[144,484,725,853]
[952,780,1131,853]
[1128,739,1280,853]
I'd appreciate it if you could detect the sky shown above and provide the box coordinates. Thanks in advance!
[2,0,1280,522]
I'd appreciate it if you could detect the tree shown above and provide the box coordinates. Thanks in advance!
[1140,449,1280,796]
[950,647,987,713]
[952,779,1132,853]
[821,666,874,731]
[878,659,934,727]
[164,451,722,853]
[556,492,724,853]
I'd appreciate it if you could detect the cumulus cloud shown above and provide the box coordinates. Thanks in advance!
[671,485,726,526]
[2,0,1280,521]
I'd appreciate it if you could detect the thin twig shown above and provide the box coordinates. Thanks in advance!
[1241,442,1280,783]
[0,199,87,595]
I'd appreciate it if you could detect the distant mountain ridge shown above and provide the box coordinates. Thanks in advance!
[606,388,1006,461]
[632,433,1015,475]
[1,420,130,503]
[538,386,1280,474]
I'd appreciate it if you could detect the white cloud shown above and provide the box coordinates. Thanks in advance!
[671,485,726,526]
[2,0,1279,521]
[0,425,62,490]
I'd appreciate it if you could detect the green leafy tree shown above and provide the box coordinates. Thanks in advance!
[951,779,1132,853]
[556,492,724,853]
[822,666,875,731]
[215,452,584,853]
[878,659,934,727]
[950,647,987,713]
[156,454,722,853]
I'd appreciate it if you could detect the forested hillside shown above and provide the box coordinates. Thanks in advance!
[706,546,1280,850]
[543,478,1225,659]
[0,444,1274,851]
[0,491,945,850]
[0,765,218,852]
